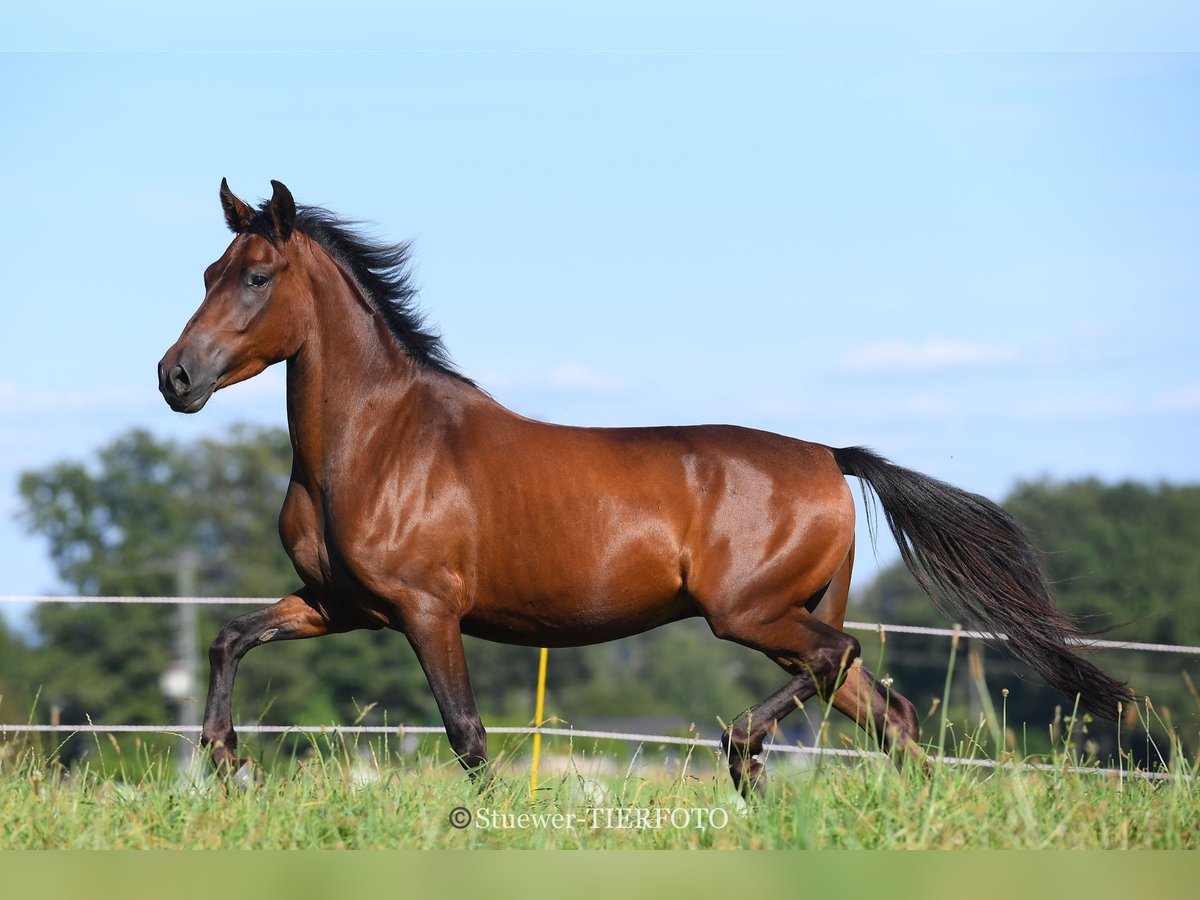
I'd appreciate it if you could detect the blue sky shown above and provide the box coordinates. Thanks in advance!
[1,48,1198,619]
[5,2,1199,52]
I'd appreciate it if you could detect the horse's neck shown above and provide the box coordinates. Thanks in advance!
[284,266,427,490]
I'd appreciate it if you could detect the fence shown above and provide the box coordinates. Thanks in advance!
[3,595,1197,654]
[2,595,1197,782]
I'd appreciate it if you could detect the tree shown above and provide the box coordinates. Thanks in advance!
[0,617,37,728]
[14,426,437,733]
[1003,478,1200,646]
[19,426,295,597]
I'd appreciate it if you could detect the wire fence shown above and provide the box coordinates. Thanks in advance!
[4,595,1199,655]
[0,595,1195,783]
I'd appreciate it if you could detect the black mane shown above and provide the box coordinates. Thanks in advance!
[252,202,471,384]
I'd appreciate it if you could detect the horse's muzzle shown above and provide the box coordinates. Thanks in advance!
[158,353,216,414]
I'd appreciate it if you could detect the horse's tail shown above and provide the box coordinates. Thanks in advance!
[832,445,1131,720]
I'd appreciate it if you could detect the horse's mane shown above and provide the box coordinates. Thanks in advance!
[252,202,472,385]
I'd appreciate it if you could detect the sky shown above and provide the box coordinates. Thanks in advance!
[1,42,1198,624]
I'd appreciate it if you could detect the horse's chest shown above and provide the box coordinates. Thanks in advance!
[279,483,329,589]
[281,477,454,601]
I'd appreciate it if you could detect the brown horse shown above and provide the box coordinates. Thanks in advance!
[158,180,1129,795]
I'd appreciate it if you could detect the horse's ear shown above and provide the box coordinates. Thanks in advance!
[268,180,296,242]
[219,178,254,234]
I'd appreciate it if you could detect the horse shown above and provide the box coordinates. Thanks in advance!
[158,179,1130,795]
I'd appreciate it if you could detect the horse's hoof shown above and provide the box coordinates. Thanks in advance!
[729,757,767,799]
[230,758,257,792]
[740,759,768,796]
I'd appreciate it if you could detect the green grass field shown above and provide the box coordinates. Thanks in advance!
[2,726,1197,850]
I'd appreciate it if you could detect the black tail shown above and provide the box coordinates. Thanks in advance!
[833,446,1131,720]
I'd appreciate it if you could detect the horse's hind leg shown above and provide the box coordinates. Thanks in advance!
[830,662,924,769]
[714,614,861,797]
[813,544,923,768]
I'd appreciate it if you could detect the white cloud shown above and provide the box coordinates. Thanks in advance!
[838,338,1019,374]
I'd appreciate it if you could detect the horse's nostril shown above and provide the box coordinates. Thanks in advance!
[169,364,191,395]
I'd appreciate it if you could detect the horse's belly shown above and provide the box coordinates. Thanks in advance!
[460,588,699,648]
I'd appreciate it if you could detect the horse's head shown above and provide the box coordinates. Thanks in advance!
[158,179,308,413]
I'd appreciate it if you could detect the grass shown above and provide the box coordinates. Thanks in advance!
[3,631,1197,850]
[1,722,1198,850]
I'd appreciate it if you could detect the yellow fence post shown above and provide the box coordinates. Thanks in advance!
[530,646,549,796]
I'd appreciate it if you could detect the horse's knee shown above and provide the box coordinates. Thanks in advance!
[209,616,272,668]
[209,620,250,667]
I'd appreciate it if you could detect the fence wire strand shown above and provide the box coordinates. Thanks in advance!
[0,722,1183,782]
[2,596,1197,655]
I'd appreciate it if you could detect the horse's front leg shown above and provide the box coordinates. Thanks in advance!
[403,612,489,780]
[201,589,348,775]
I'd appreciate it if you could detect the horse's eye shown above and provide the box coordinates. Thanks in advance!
[248,273,271,288]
